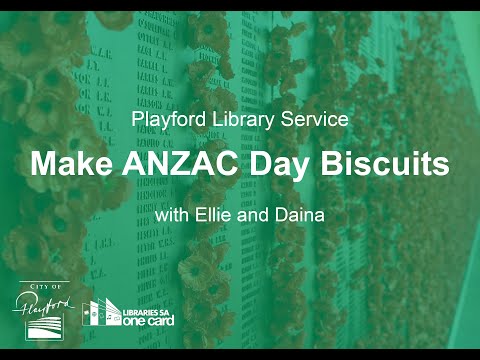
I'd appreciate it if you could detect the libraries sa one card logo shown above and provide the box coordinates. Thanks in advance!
[12,280,174,344]
[82,297,174,327]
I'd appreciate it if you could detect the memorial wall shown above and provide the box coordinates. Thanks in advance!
[1,11,479,349]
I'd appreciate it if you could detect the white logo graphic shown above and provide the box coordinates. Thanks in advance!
[12,280,74,342]
[82,295,174,328]
[26,315,63,340]
[82,298,122,326]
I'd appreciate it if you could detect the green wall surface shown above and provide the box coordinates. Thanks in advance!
[1,11,480,349]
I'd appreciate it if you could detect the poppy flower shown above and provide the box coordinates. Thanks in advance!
[102,170,132,211]
[183,329,214,349]
[316,124,345,147]
[271,175,294,195]
[274,125,298,145]
[189,12,229,55]
[195,221,225,241]
[203,271,230,304]
[208,311,235,340]
[273,291,306,327]
[188,240,229,270]
[289,59,308,74]
[2,225,50,275]
[315,238,338,262]
[267,136,298,158]
[316,12,337,28]
[35,65,79,103]
[275,332,305,349]
[24,91,73,135]
[290,301,307,329]
[183,297,218,324]
[19,187,53,222]
[285,267,307,292]
[316,31,335,51]
[268,247,283,269]
[271,92,298,113]
[264,64,282,86]
[272,243,304,263]
[16,136,68,193]
[321,186,344,209]
[290,22,307,37]
[200,155,241,189]
[61,113,108,159]
[190,87,237,134]
[39,204,87,250]
[201,139,229,162]
[266,49,291,68]
[53,174,103,220]
[280,72,297,95]
[270,26,290,51]
[188,60,216,96]
[189,99,213,134]
[188,240,223,266]
[271,260,295,285]
[316,266,339,285]
[184,180,225,216]
[212,242,230,266]
[214,86,237,111]
[178,254,214,291]
[204,139,228,155]
[64,280,93,306]
[0,71,33,124]
[349,203,367,224]
[302,94,324,117]
[40,11,90,61]
[275,221,305,245]
[282,190,304,212]
[48,245,88,280]
[0,16,49,76]
[94,11,134,31]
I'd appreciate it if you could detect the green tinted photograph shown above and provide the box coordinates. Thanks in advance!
[0,10,480,349]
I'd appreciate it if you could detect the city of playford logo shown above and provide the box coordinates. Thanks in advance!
[12,280,174,343]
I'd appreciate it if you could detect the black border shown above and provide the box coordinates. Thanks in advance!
[1,1,479,353]
[0,348,476,351]
[1,1,480,11]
